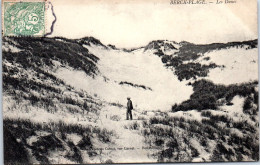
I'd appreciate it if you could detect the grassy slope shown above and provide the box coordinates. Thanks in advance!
[141,87,259,162]
[150,39,258,81]
[140,39,259,162]
[142,109,258,162]
[163,40,258,113]
[3,37,114,164]
[4,118,114,164]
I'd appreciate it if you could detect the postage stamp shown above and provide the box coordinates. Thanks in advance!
[2,0,45,36]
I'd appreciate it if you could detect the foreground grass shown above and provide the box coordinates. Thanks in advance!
[142,109,259,162]
[4,118,114,164]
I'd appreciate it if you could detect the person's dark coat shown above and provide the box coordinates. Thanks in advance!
[127,100,133,111]
[126,99,133,120]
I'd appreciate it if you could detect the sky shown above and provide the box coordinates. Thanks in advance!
[48,0,257,48]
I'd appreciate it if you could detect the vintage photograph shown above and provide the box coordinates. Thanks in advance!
[2,0,259,164]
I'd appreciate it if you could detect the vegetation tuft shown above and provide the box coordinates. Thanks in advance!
[4,118,114,164]
[172,80,258,112]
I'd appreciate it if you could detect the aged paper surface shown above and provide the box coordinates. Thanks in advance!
[2,0,258,164]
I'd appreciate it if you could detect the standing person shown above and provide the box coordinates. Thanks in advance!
[126,97,133,120]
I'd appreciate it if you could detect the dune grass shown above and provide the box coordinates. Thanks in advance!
[4,118,114,164]
[142,110,259,162]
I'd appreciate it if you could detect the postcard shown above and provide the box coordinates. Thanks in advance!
[2,0,258,164]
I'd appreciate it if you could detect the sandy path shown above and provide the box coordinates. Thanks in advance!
[96,104,157,163]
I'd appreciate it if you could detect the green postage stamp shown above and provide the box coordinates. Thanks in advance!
[2,0,45,36]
